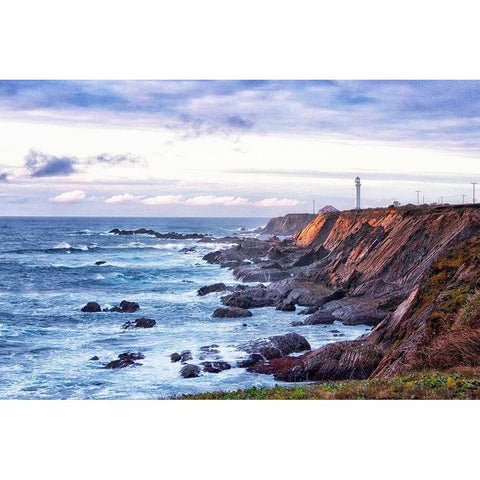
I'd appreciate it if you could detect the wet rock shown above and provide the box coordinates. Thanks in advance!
[122,317,156,329]
[199,344,220,353]
[212,307,253,318]
[276,301,296,312]
[180,364,201,378]
[201,361,231,373]
[298,305,320,315]
[170,353,182,363]
[290,320,304,327]
[303,311,336,325]
[95,261,107,266]
[237,353,265,368]
[241,332,311,361]
[179,247,196,253]
[110,228,205,240]
[197,283,227,296]
[203,251,223,264]
[105,352,144,369]
[108,300,140,313]
[180,350,193,362]
[81,302,101,312]
[89,355,99,361]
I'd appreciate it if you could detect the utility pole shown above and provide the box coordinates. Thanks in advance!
[415,190,420,205]
[462,194,466,204]
[472,182,477,205]
[422,195,425,204]
[312,200,315,214]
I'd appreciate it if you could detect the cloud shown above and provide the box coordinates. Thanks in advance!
[255,197,301,207]
[226,115,254,129]
[51,190,86,203]
[25,149,77,177]
[0,172,8,182]
[90,153,141,165]
[185,195,249,206]
[141,195,183,205]
[104,193,144,204]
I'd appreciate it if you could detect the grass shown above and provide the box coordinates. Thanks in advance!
[179,369,480,400]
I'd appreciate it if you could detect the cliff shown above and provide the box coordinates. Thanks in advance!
[262,213,317,235]
[251,204,480,381]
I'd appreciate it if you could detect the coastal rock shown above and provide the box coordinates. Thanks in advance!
[108,300,140,313]
[110,228,205,240]
[89,355,99,361]
[197,283,227,296]
[241,332,311,361]
[180,364,201,378]
[179,247,196,253]
[122,317,156,329]
[212,307,253,318]
[199,344,220,353]
[170,353,182,363]
[276,301,296,312]
[261,213,317,236]
[237,353,265,368]
[81,302,101,312]
[201,361,231,374]
[180,350,193,362]
[95,261,107,266]
[105,352,145,369]
[303,311,336,325]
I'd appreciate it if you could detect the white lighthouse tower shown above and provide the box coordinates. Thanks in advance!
[355,176,361,210]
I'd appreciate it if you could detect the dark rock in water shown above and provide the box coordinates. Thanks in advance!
[95,261,107,266]
[170,353,181,363]
[303,311,336,325]
[197,283,227,296]
[89,355,99,361]
[242,323,248,327]
[108,300,140,313]
[109,228,205,240]
[199,344,220,353]
[201,361,231,373]
[212,307,253,318]
[290,320,304,327]
[330,329,340,333]
[182,280,194,283]
[81,302,101,312]
[179,247,196,253]
[203,251,223,264]
[237,353,265,368]
[180,364,201,378]
[119,300,140,313]
[105,352,144,369]
[276,301,296,312]
[180,350,193,362]
[242,332,311,361]
[122,317,156,329]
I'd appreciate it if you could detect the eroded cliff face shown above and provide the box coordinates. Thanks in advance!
[261,205,480,381]
[294,205,480,297]
[262,213,317,236]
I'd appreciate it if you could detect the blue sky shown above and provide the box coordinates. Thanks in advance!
[1,80,480,216]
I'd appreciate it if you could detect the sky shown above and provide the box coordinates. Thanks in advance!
[1,80,480,216]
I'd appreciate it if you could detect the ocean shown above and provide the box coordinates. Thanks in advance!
[0,217,370,399]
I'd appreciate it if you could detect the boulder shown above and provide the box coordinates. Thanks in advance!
[290,320,305,327]
[199,344,220,353]
[122,317,156,329]
[81,302,101,312]
[180,350,193,362]
[179,247,196,253]
[237,353,265,368]
[197,283,227,296]
[212,307,253,318]
[241,332,311,361]
[276,301,296,312]
[180,364,201,378]
[119,300,140,313]
[105,352,144,369]
[89,355,99,361]
[170,353,181,363]
[201,361,231,374]
[303,311,336,325]
[95,261,107,266]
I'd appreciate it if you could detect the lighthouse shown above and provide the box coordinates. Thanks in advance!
[355,176,361,210]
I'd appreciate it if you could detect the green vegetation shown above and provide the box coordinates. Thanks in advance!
[179,369,480,400]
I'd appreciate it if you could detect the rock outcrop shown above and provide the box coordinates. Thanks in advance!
[262,213,317,236]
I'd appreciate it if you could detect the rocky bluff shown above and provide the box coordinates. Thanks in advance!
[204,204,480,382]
